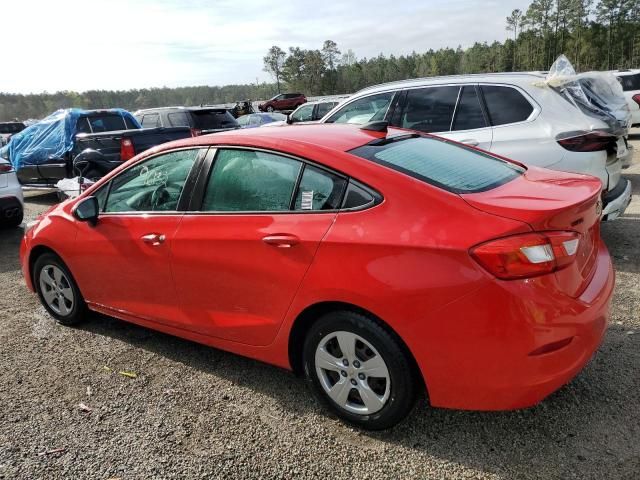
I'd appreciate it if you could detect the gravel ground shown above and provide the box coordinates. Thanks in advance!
[1,133,639,480]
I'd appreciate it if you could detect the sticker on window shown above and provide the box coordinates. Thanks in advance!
[301,191,314,210]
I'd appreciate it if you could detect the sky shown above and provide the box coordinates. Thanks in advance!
[1,0,524,94]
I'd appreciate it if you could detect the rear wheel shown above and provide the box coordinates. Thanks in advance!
[266,105,275,112]
[34,253,87,326]
[303,311,418,430]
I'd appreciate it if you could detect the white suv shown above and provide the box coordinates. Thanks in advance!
[320,73,633,220]
[0,157,24,227]
[614,69,640,127]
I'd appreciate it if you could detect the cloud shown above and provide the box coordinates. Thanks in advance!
[0,0,523,94]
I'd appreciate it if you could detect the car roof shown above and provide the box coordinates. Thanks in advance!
[150,123,391,154]
[134,106,230,114]
[355,72,547,95]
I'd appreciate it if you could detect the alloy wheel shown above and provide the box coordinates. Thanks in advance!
[314,330,391,415]
[39,265,75,316]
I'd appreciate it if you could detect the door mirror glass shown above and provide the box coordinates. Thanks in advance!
[74,196,99,225]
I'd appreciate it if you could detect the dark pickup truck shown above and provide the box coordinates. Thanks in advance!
[0,109,192,186]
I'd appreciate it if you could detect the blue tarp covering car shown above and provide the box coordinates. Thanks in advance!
[0,108,140,171]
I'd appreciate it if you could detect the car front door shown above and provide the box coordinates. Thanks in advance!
[393,85,493,151]
[70,148,204,323]
[170,147,347,346]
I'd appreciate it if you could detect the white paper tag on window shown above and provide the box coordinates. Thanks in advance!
[301,191,314,210]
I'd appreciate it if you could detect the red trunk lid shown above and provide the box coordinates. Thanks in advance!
[462,166,603,297]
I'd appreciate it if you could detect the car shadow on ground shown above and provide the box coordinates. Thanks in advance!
[69,306,639,479]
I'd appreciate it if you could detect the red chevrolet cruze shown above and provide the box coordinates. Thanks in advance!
[20,124,613,429]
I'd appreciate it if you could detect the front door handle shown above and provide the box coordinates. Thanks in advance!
[141,233,166,246]
[262,234,300,248]
[460,139,480,147]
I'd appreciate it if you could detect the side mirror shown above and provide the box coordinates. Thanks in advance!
[73,196,99,226]
[287,114,294,125]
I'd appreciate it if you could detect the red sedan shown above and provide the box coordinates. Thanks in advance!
[20,124,613,430]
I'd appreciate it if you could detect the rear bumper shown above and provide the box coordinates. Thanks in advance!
[411,242,614,411]
[602,178,632,221]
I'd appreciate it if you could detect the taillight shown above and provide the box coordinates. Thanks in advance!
[470,231,581,280]
[0,164,13,173]
[556,131,616,152]
[633,94,640,107]
[191,128,202,137]
[120,138,135,161]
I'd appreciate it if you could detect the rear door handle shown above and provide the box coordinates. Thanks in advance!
[460,139,479,147]
[141,233,166,246]
[262,234,300,248]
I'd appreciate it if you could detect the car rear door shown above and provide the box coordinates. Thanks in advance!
[169,147,347,346]
[391,85,493,150]
[70,148,205,324]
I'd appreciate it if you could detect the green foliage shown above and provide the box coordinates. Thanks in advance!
[1,0,639,122]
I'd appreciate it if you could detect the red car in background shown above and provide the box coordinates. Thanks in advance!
[20,124,613,430]
[258,92,306,112]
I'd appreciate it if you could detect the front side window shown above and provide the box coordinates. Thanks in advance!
[104,149,200,213]
[400,86,460,133]
[350,136,523,194]
[325,92,394,124]
[291,104,314,123]
[293,165,348,211]
[202,149,302,211]
[481,86,534,126]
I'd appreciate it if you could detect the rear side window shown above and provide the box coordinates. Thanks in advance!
[141,114,161,128]
[203,149,301,211]
[192,110,239,130]
[617,73,640,91]
[293,165,348,211]
[481,86,534,126]
[453,86,487,131]
[325,92,394,124]
[350,136,523,194]
[168,112,190,127]
[401,86,460,133]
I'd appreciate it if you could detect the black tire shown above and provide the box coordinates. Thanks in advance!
[303,311,418,430]
[266,105,275,112]
[0,208,23,228]
[33,252,87,326]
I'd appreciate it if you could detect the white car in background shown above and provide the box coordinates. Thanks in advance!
[613,69,640,127]
[320,73,633,221]
[0,156,24,227]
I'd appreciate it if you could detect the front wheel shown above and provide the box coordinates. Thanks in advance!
[34,253,87,326]
[266,105,275,112]
[303,311,418,430]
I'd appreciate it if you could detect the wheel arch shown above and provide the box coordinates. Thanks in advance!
[287,301,426,392]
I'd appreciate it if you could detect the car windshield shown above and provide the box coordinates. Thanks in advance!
[193,110,239,130]
[77,114,135,133]
[350,136,524,194]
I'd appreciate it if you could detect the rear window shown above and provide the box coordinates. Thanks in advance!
[80,114,133,133]
[0,123,25,134]
[192,110,239,130]
[617,73,640,91]
[350,136,523,194]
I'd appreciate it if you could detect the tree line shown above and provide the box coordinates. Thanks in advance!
[1,0,638,122]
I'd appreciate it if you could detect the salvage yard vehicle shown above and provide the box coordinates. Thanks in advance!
[258,93,306,112]
[236,112,287,128]
[320,69,633,221]
[613,69,640,127]
[0,109,192,186]
[0,156,24,227]
[134,106,240,136]
[0,121,26,147]
[21,124,614,430]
